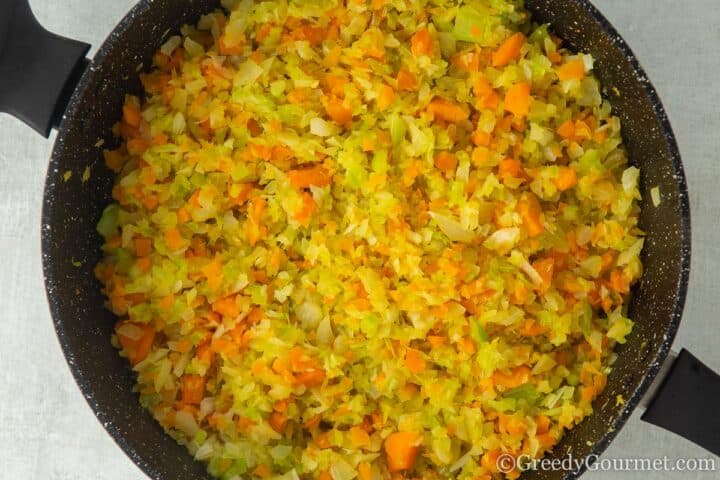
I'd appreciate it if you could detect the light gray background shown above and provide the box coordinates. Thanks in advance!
[0,0,718,479]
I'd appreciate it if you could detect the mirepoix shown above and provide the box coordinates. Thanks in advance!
[95,0,643,479]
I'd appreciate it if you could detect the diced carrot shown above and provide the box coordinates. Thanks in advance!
[504,82,531,117]
[349,426,371,447]
[384,431,421,472]
[427,335,447,348]
[600,251,616,273]
[151,133,169,146]
[104,149,125,172]
[159,294,174,310]
[295,25,325,46]
[548,50,563,64]
[201,256,223,291]
[247,307,264,324]
[288,166,331,189]
[252,464,272,479]
[474,75,494,98]
[304,414,322,430]
[554,166,578,191]
[358,462,373,480]
[269,411,289,433]
[537,432,557,448]
[481,449,501,473]
[142,194,158,211]
[492,365,531,390]
[411,28,433,57]
[195,342,214,365]
[228,183,255,207]
[318,471,333,480]
[249,196,266,223]
[127,138,149,156]
[294,368,326,387]
[472,129,491,147]
[470,147,489,167]
[323,95,353,125]
[175,338,191,354]
[123,103,142,128]
[323,45,342,67]
[517,192,544,237]
[322,74,349,98]
[574,119,592,139]
[498,158,523,182]
[116,321,155,365]
[181,375,206,404]
[294,191,317,227]
[287,88,309,105]
[535,415,551,434]
[376,83,396,111]
[139,168,156,186]
[482,90,500,111]
[136,257,152,273]
[165,227,183,250]
[519,318,547,337]
[404,348,426,374]
[396,67,418,91]
[492,32,525,67]
[452,50,480,71]
[427,98,469,123]
[247,197,268,246]
[218,33,244,55]
[212,295,239,318]
[557,119,576,139]
[434,151,458,173]
[272,399,289,414]
[609,269,630,294]
[557,59,586,81]
[510,280,528,305]
[362,137,375,153]
[580,385,597,402]
[532,257,555,292]
[498,413,527,435]
[134,237,152,257]
[249,143,273,161]
[255,23,273,43]
[177,207,191,223]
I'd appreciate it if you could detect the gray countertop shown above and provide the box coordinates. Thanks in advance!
[1,0,718,478]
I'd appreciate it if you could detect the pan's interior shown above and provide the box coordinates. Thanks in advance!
[42,1,689,479]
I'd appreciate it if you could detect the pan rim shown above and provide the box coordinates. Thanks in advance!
[545,0,691,477]
[40,0,691,479]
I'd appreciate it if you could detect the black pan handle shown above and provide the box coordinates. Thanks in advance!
[0,0,90,137]
[641,349,720,455]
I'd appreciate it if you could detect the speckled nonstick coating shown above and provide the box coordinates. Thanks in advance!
[41,1,690,479]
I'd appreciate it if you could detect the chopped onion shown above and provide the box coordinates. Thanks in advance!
[520,260,543,285]
[483,227,520,253]
[297,300,322,329]
[651,186,661,207]
[183,37,205,58]
[310,117,332,137]
[430,211,476,243]
[622,166,640,193]
[175,410,199,437]
[330,458,357,480]
[316,316,334,345]
[160,35,182,56]
[172,112,186,135]
[116,323,144,341]
[234,60,264,86]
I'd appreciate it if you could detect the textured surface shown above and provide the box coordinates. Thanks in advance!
[0,1,717,479]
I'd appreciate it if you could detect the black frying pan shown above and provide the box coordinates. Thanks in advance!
[0,0,716,478]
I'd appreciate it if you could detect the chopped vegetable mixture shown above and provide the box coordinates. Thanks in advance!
[95,0,643,479]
